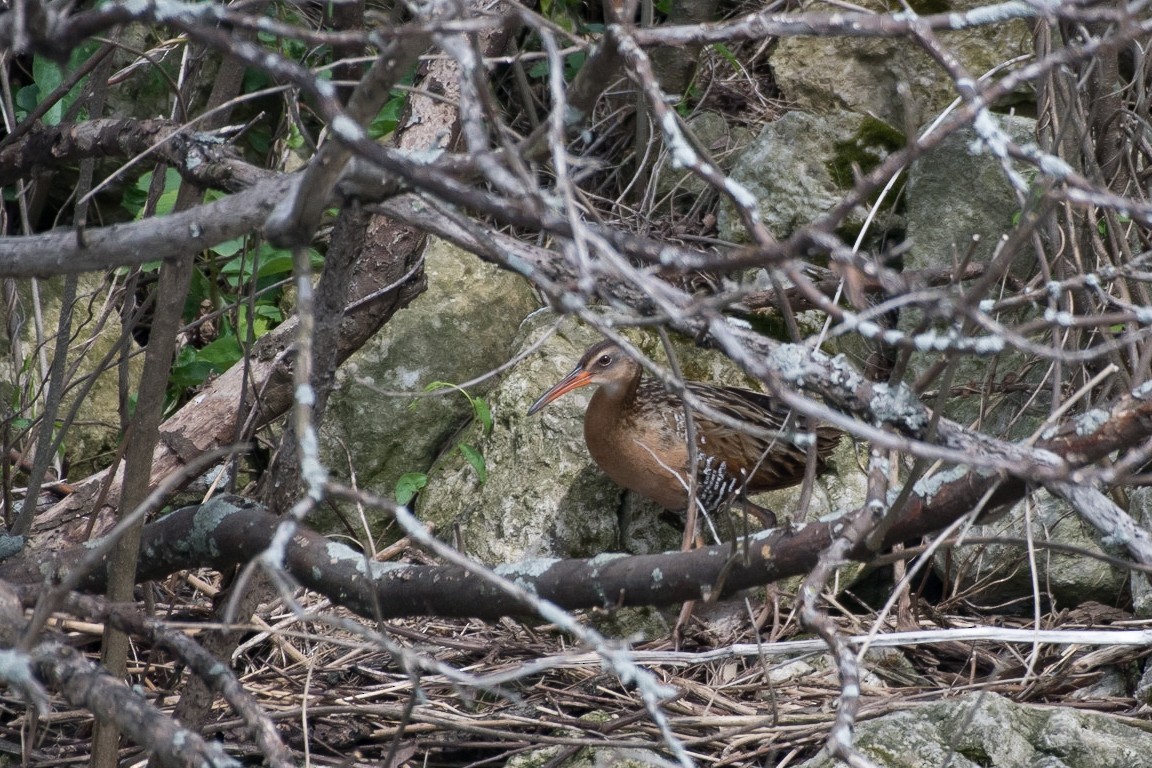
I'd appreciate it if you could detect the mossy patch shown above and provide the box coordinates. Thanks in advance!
[905,0,950,14]
[825,116,906,190]
[876,0,950,13]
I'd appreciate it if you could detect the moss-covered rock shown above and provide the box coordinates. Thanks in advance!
[717,110,903,244]
[317,237,539,539]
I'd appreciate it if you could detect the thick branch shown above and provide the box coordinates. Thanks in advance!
[8,378,1150,620]
[0,173,293,278]
[32,641,237,768]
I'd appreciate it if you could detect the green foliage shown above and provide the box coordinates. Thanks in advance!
[675,83,701,117]
[169,335,243,390]
[118,170,320,409]
[458,444,487,484]
[121,168,182,221]
[524,0,598,82]
[711,43,740,70]
[825,116,905,190]
[395,382,493,504]
[1097,213,1131,237]
[537,0,577,30]
[395,472,429,506]
[7,416,33,432]
[369,86,409,140]
[527,50,588,83]
[16,43,100,125]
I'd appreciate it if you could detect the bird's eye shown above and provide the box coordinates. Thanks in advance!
[597,354,612,367]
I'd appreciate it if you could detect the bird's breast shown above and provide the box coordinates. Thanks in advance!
[583,396,699,510]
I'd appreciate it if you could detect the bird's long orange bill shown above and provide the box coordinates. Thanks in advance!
[527,368,593,415]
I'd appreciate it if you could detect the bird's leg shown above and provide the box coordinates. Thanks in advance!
[673,599,696,650]
[740,496,778,529]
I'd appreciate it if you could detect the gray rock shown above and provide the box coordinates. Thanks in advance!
[799,692,1152,768]
[905,114,1037,274]
[507,742,670,768]
[717,110,903,243]
[652,111,754,206]
[318,237,538,536]
[418,320,648,563]
[0,275,144,478]
[895,114,1050,438]
[934,490,1128,611]
[1125,487,1152,617]
[772,0,1032,129]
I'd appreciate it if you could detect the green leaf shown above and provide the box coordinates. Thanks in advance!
[33,56,64,126]
[152,182,180,217]
[31,45,98,126]
[210,238,245,259]
[246,123,273,155]
[14,85,39,121]
[124,168,182,219]
[185,267,213,320]
[711,43,740,69]
[195,334,243,367]
[169,346,216,390]
[529,51,587,82]
[255,250,296,278]
[220,245,321,283]
[168,335,242,390]
[458,443,487,484]
[395,472,428,505]
[237,305,275,338]
[563,51,585,81]
[472,397,493,435]
[369,90,408,139]
[285,122,305,150]
[9,417,33,432]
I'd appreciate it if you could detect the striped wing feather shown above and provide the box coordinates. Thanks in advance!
[637,380,839,494]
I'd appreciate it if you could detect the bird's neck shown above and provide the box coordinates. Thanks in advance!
[588,370,642,423]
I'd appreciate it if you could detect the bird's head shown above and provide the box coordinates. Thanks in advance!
[527,340,640,415]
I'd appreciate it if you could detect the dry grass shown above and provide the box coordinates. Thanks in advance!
[13,564,1152,767]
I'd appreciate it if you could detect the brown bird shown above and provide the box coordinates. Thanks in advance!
[527,340,841,525]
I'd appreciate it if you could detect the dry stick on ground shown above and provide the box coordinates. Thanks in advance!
[62,593,294,768]
[0,581,239,768]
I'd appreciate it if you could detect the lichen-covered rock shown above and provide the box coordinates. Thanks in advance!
[318,237,538,537]
[717,110,903,243]
[771,0,1032,129]
[0,275,143,477]
[418,320,644,563]
[897,115,1050,438]
[1129,487,1152,617]
[652,111,754,206]
[905,114,1037,274]
[799,692,1152,768]
[934,489,1128,612]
